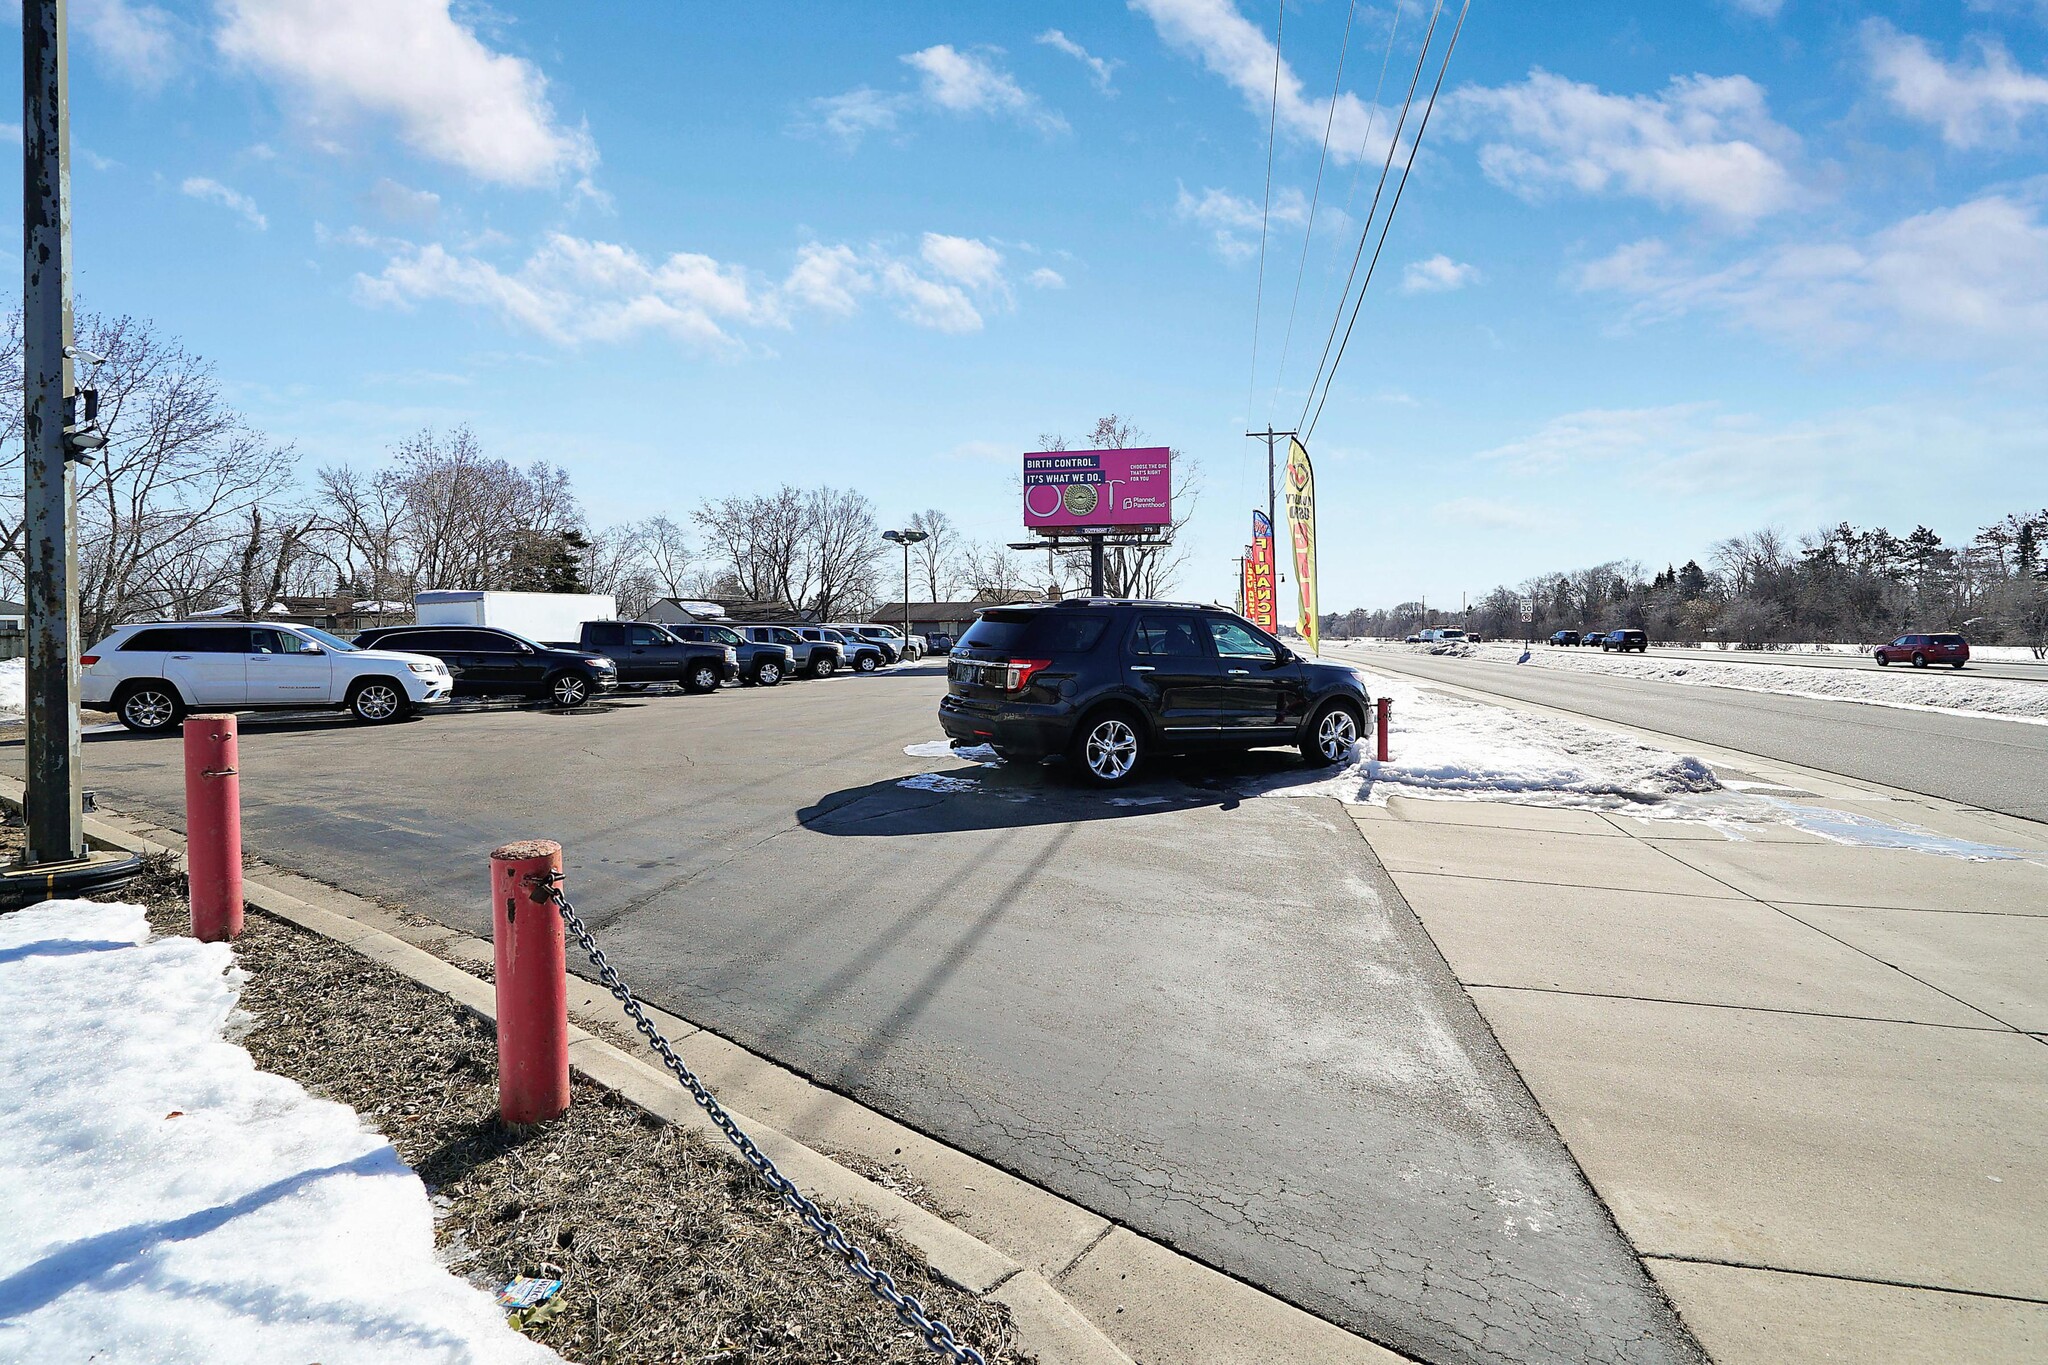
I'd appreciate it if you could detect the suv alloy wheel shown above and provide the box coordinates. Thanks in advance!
[1073,712,1143,785]
[349,678,407,723]
[116,682,183,733]
[1304,703,1361,765]
[549,672,590,706]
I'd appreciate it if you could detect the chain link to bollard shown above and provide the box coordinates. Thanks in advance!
[536,875,989,1365]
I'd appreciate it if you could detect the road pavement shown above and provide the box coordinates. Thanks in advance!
[1329,645,2048,822]
[13,669,1701,1365]
[1543,644,2048,683]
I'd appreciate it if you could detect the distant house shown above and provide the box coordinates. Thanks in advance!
[872,589,1043,641]
[645,597,813,625]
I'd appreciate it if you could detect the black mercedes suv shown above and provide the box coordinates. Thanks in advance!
[937,599,1371,785]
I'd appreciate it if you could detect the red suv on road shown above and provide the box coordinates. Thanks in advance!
[1874,633,1969,668]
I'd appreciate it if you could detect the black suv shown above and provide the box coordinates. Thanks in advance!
[353,625,617,706]
[1601,629,1648,653]
[937,600,1371,785]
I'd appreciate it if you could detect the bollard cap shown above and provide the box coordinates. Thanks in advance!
[492,839,562,862]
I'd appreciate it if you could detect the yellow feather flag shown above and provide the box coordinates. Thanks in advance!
[1284,437,1319,655]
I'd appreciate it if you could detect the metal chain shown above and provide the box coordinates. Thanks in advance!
[539,877,989,1365]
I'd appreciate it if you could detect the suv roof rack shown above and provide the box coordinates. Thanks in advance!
[1051,597,1224,611]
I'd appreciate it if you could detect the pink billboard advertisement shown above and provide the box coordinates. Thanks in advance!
[1022,446,1173,530]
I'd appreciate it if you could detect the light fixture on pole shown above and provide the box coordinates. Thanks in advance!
[881,529,928,652]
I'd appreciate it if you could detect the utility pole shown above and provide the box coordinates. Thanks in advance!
[4,0,138,904]
[1245,427,1296,584]
[22,0,81,867]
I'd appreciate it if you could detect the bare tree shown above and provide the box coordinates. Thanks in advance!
[907,507,956,599]
[806,487,884,621]
[234,507,322,620]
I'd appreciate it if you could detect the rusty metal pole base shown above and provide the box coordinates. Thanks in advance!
[0,849,146,911]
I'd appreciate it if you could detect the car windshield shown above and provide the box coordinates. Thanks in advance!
[710,626,743,645]
[297,626,359,652]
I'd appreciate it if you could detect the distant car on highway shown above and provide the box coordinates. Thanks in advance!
[1579,630,1606,647]
[355,624,617,706]
[1404,633,1422,644]
[938,599,1370,786]
[1601,629,1648,653]
[83,621,452,732]
[1548,630,1578,646]
[1874,633,1969,668]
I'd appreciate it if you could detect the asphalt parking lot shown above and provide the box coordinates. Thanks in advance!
[16,666,1701,1365]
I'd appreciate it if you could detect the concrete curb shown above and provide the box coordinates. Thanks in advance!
[0,780,1134,1365]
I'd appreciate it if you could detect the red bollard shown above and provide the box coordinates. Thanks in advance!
[491,840,570,1125]
[183,714,243,942]
[1376,696,1392,763]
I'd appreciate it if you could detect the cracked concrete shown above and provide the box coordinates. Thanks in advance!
[37,671,1701,1365]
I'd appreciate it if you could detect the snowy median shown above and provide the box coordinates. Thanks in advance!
[1338,639,2048,725]
[0,899,556,1365]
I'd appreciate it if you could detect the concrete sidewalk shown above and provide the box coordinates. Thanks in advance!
[1345,781,2048,1363]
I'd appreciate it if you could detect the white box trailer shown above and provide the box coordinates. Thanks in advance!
[413,590,616,642]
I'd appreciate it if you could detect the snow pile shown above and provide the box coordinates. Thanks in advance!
[1343,639,2048,724]
[0,657,23,721]
[0,900,558,1365]
[1280,665,1724,811]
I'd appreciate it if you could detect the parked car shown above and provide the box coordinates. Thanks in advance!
[81,621,454,732]
[1579,630,1606,646]
[1874,633,1969,668]
[1601,629,1649,653]
[925,632,955,655]
[744,624,838,679]
[1404,633,1422,644]
[353,625,617,706]
[799,626,883,673]
[551,620,734,693]
[938,600,1371,786]
[660,621,794,685]
[1548,630,1577,646]
[828,623,903,665]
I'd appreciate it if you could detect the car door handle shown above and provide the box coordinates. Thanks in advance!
[1130,665,1155,672]
[170,654,193,660]
[1227,668,1250,675]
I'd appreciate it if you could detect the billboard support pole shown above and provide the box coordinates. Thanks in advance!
[1089,535,1104,597]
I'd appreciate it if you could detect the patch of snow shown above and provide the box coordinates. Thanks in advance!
[903,740,998,764]
[898,773,981,793]
[0,900,559,1365]
[0,657,22,721]
[1343,640,2048,725]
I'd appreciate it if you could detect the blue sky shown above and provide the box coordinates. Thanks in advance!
[15,0,2048,610]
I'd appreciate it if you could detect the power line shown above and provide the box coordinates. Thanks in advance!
[1266,0,1356,424]
[1334,0,1406,262]
[1293,0,1445,437]
[1304,0,1470,440]
[1242,0,1285,436]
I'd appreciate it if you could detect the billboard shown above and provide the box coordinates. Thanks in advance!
[1246,511,1277,631]
[1023,447,1172,531]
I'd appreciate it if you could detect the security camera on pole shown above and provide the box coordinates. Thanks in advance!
[4,0,141,906]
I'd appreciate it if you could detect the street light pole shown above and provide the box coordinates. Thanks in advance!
[881,528,928,651]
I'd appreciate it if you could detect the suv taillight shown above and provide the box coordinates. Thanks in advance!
[79,654,98,666]
[1004,658,1051,691]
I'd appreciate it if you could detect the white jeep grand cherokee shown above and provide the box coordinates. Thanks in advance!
[81,621,453,732]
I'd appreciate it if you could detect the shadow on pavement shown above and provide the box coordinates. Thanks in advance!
[798,747,1343,836]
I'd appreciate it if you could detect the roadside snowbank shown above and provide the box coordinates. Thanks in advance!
[0,900,558,1365]
[0,657,22,720]
[1341,639,2048,724]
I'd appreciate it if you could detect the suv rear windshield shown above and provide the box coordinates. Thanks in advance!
[1931,634,1965,645]
[959,611,1109,655]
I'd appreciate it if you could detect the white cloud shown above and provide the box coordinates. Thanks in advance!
[362,176,440,225]
[1037,29,1119,92]
[1452,69,1799,224]
[1862,20,2048,148]
[181,176,267,229]
[810,88,906,145]
[215,0,596,188]
[1402,254,1480,292]
[73,0,180,89]
[1029,266,1068,289]
[901,45,1067,133]
[1174,182,1309,260]
[1132,0,1396,164]
[354,231,1025,345]
[1721,0,1784,19]
[1577,195,2048,354]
